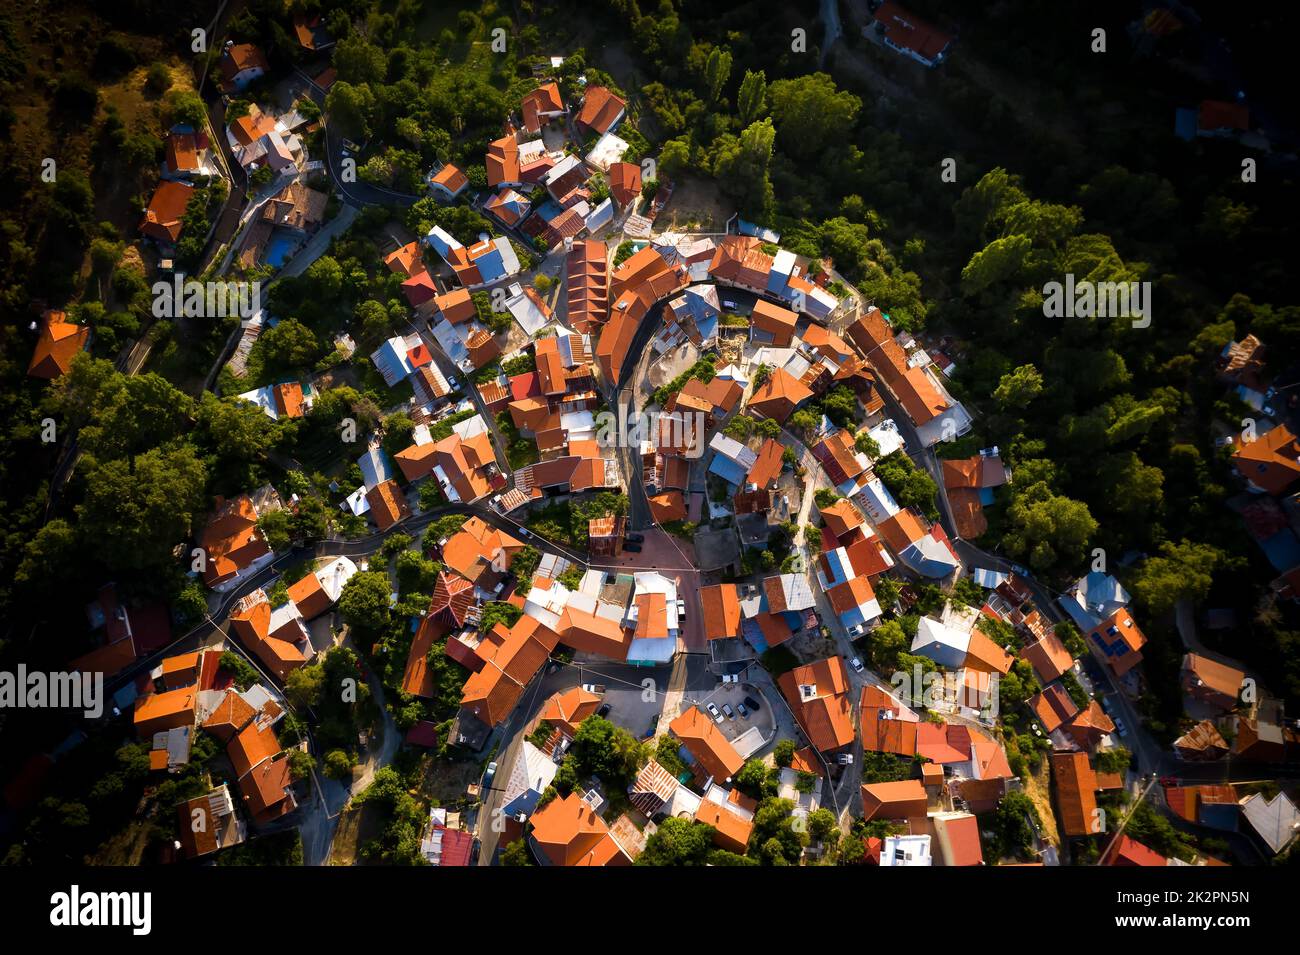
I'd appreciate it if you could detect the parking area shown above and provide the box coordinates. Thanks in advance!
[694,681,777,750]
[597,680,666,740]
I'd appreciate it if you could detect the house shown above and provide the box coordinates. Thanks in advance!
[608,161,642,207]
[1173,720,1230,761]
[669,706,745,784]
[528,791,632,866]
[915,721,1011,780]
[860,779,928,822]
[428,163,469,201]
[859,685,920,756]
[1087,607,1146,677]
[177,784,247,858]
[535,686,601,738]
[629,759,680,817]
[484,188,531,228]
[1059,571,1130,631]
[1104,834,1168,867]
[694,785,755,854]
[587,513,626,559]
[872,1,953,67]
[227,716,297,823]
[291,12,334,51]
[877,508,959,579]
[27,309,90,379]
[575,86,626,135]
[813,430,872,496]
[1020,629,1075,684]
[845,306,970,446]
[163,130,202,179]
[228,590,308,681]
[458,614,559,731]
[777,657,855,753]
[218,42,269,92]
[1051,751,1098,838]
[660,284,722,349]
[566,241,609,337]
[236,380,311,420]
[486,135,522,188]
[626,572,682,664]
[1027,684,1078,734]
[134,685,197,737]
[750,300,797,347]
[501,741,558,817]
[544,154,590,204]
[395,414,498,504]
[138,179,194,245]
[521,81,566,132]
[748,367,813,424]
[287,557,357,620]
[933,811,983,866]
[1232,425,1300,495]
[941,450,1010,539]
[1180,653,1245,712]
[365,478,409,531]
[701,584,743,641]
[1066,700,1115,751]
[1239,791,1300,856]
[198,492,277,591]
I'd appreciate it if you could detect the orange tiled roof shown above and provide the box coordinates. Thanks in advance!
[575,86,626,134]
[1052,750,1098,837]
[27,309,89,379]
[530,792,630,866]
[778,657,855,752]
[670,706,745,782]
[139,179,194,244]
[365,479,409,530]
[700,584,742,640]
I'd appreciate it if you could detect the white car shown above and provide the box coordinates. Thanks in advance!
[706,702,724,723]
[849,657,864,673]
[722,299,738,309]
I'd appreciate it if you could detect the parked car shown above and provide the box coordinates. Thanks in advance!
[743,695,761,711]
[1113,717,1129,737]
[736,702,749,718]
[483,761,497,783]
[626,532,645,543]
[849,657,864,673]
[722,299,738,310]
[518,527,532,538]
[721,673,740,684]
[836,753,854,765]
[847,624,865,637]
[624,542,643,553]
[722,703,735,720]
[706,702,723,723]
[1099,695,1113,715]
[596,703,611,718]
[582,683,607,693]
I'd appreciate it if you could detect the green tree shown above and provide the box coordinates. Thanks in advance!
[338,571,393,634]
[767,73,860,159]
[637,817,715,865]
[993,363,1044,411]
[737,69,767,126]
[703,46,732,104]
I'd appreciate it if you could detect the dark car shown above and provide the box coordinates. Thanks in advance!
[626,533,645,543]
[743,695,761,711]
[624,542,643,553]
[596,703,611,718]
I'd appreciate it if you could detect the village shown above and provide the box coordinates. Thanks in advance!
[5,0,1299,883]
